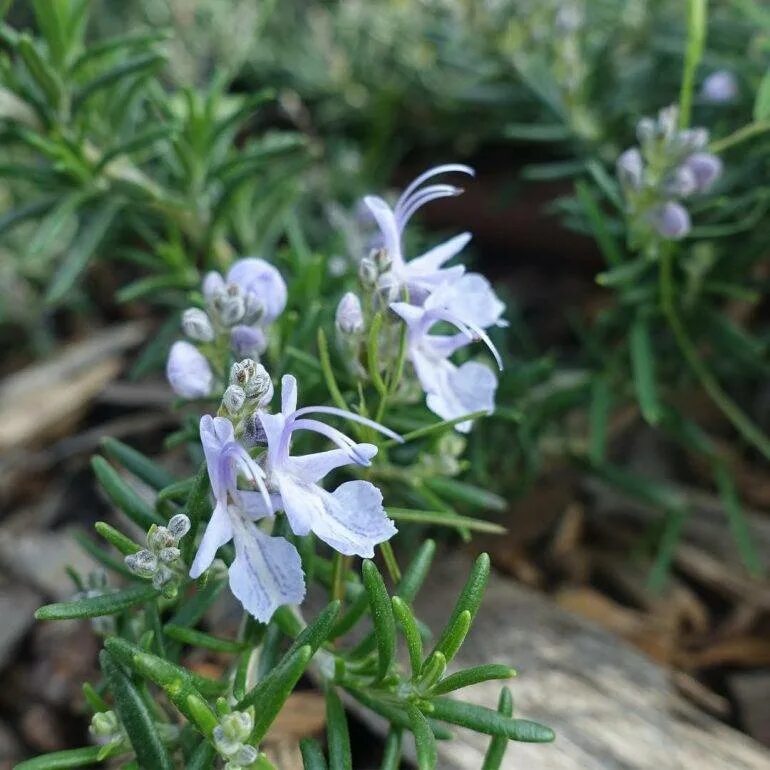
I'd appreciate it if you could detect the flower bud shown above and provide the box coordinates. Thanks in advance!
[373,247,392,272]
[335,292,365,334]
[125,549,158,579]
[701,70,738,104]
[202,271,225,302]
[683,152,722,193]
[243,413,268,446]
[166,341,214,399]
[230,359,256,387]
[148,524,175,552]
[650,201,691,240]
[223,384,246,415]
[214,285,246,326]
[181,308,215,342]
[616,148,644,190]
[662,164,697,198]
[168,513,191,541]
[358,256,378,287]
[635,117,656,146]
[159,546,181,563]
[242,292,265,325]
[90,710,121,742]
[230,325,267,358]
[656,105,679,139]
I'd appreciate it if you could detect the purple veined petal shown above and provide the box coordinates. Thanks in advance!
[200,415,235,501]
[362,195,402,265]
[289,418,372,465]
[389,301,425,329]
[305,480,396,558]
[395,184,463,231]
[291,406,403,443]
[166,341,214,399]
[425,360,498,433]
[228,511,305,622]
[189,501,233,578]
[406,232,472,276]
[238,491,283,519]
[287,444,378,484]
[276,471,322,536]
[280,373,298,415]
[258,411,288,467]
[394,164,475,218]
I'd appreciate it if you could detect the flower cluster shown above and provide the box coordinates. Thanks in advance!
[212,709,258,770]
[616,105,722,249]
[166,258,287,400]
[339,164,506,431]
[124,514,191,597]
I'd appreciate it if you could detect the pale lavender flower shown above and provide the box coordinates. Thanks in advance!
[701,70,738,104]
[650,201,691,240]
[390,281,503,432]
[189,415,304,622]
[683,152,722,193]
[616,148,644,190]
[335,292,364,334]
[166,341,214,399]
[230,325,267,358]
[241,375,399,557]
[363,164,474,300]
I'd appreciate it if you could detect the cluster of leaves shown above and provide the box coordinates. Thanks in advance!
[19,435,552,770]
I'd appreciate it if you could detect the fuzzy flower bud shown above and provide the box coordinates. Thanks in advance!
[230,325,267,359]
[223,384,246,415]
[125,515,190,595]
[616,148,644,189]
[90,710,124,746]
[650,201,691,240]
[125,549,158,578]
[701,70,738,104]
[166,341,213,399]
[213,709,258,769]
[242,413,268,446]
[230,359,273,404]
[358,256,378,287]
[335,292,365,334]
[214,286,246,326]
[181,308,215,342]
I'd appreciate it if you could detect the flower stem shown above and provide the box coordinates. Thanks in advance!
[379,541,401,583]
[659,251,770,461]
[709,121,770,154]
[331,553,350,603]
[678,0,707,129]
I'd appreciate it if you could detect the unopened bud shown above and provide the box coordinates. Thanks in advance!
[242,292,265,325]
[683,152,722,193]
[159,546,181,563]
[202,271,225,302]
[230,359,273,404]
[701,70,738,104]
[230,325,267,358]
[650,201,691,240]
[663,165,697,198]
[616,148,644,190]
[125,549,158,578]
[358,256,378,287]
[90,710,120,741]
[243,413,268,446]
[373,247,392,271]
[168,514,190,541]
[181,308,215,342]
[214,285,246,326]
[335,292,365,334]
[635,117,656,146]
[223,384,246,415]
[148,525,175,551]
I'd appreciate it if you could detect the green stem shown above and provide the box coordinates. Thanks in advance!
[659,252,770,461]
[709,121,770,153]
[379,541,401,583]
[331,554,350,603]
[678,0,707,129]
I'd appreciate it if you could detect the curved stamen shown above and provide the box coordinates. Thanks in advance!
[396,185,464,231]
[233,444,273,514]
[395,164,475,214]
[291,406,403,443]
[289,418,373,465]
[430,309,503,370]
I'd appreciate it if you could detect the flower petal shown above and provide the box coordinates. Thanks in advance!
[166,341,213,399]
[199,415,234,501]
[425,360,497,433]
[280,373,298,415]
[226,257,287,323]
[229,515,305,622]
[238,491,282,519]
[309,480,396,558]
[189,501,233,578]
[406,232,471,276]
[363,195,402,265]
[286,444,378,483]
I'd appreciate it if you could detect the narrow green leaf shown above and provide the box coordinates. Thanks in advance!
[35,584,157,620]
[82,682,109,714]
[157,477,195,503]
[163,624,247,653]
[678,0,707,128]
[14,745,118,769]
[397,540,436,602]
[362,560,396,682]
[432,665,516,696]
[300,739,328,770]
[186,740,216,770]
[423,477,506,512]
[91,456,163,529]
[167,578,226,629]
[431,554,490,661]
[433,611,471,665]
[99,650,173,770]
[73,53,165,111]
[286,600,341,656]
[755,71,770,122]
[430,697,554,743]
[408,705,438,770]
[588,376,612,464]
[715,463,763,576]
[101,437,175,490]
[94,521,142,556]
[575,180,622,266]
[386,507,505,535]
[630,315,661,425]
[367,311,388,397]
[481,687,514,770]
[180,462,210,564]
[380,729,402,770]
[326,687,353,770]
[418,651,447,692]
[18,34,61,106]
[237,645,314,742]
[392,596,423,677]
[384,412,488,447]
[46,202,121,305]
